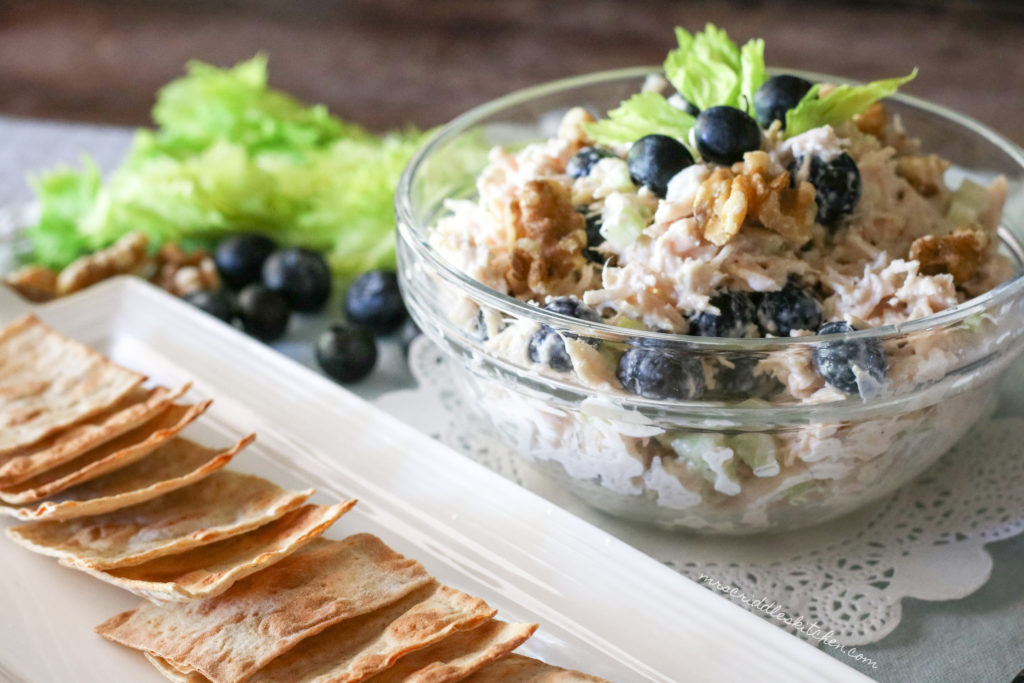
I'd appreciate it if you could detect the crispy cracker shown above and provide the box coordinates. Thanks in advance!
[0,435,252,522]
[0,400,211,505]
[0,315,146,454]
[364,620,537,683]
[0,383,190,488]
[145,654,208,683]
[77,501,355,602]
[7,470,312,569]
[95,535,435,683]
[248,582,496,682]
[463,654,611,682]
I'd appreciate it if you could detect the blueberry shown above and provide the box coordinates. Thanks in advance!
[316,324,378,383]
[753,75,814,129]
[527,297,601,372]
[475,309,506,341]
[345,270,407,334]
[566,146,615,178]
[262,248,332,312]
[581,210,604,264]
[184,289,236,323]
[756,280,822,336]
[236,284,290,341]
[617,346,706,400]
[812,321,886,394]
[626,134,695,198]
[689,291,758,338]
[694,106,762,165]
[215,233,277,289]
[710,357,782,401]
[788,153,862,228]
[528,327,573,372]
[540,297,600,321]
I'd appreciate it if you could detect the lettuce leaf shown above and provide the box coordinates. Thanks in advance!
[663,24,766,113]
[145,55,365,158]
[24,57,425,278]
[785,70,917,137]
[24,160,100,269]
[739,38,766,112]
[584,92,694,145]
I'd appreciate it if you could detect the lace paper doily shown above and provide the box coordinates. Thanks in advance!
[377,337,1024,646]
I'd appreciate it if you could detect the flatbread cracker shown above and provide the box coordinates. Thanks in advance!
[0,383,190,488]
[95,535,435,683]
[0,400,211,505]
[463,654,611,682]
[364,620,538,683]
[7,470,313,569]
[248,583,497,683]
[0,435,252,522]
[145,654,207,683]
[0,314,146,454]
[76,501,356,602]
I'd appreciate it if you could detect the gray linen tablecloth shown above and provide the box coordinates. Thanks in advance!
[2,115,1021,683]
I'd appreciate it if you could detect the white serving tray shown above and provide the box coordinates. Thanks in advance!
[0,278,873,683]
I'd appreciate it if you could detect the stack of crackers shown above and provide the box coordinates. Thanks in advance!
[0,314,608,682]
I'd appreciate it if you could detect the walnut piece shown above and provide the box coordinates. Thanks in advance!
[695,168,749,246]
[4,265,58,302]
[694,152,816,246]
[153,242,220,296]
[503,179,587,297]
[854,102,888,137]
[909,227,987,283]
[897,154,951,197]
[56,232,151,296]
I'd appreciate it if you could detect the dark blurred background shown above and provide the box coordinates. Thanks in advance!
[1,0,1022,141]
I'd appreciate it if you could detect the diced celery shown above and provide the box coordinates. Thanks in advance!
[946,179,990,227]
[782,481,815,506]
[608,314,648,330]
[600,193,652,249]
[729,433,780,477]
[661,432,741,496]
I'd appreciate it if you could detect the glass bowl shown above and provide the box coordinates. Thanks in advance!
[395,67,1024,534]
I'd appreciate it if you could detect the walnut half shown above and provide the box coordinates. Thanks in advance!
[909,227,987,283]
[694,152,817,246]
[153,243,220,297]
[503,179,587,298]
[4,265,58,302]
[56,232,151,296]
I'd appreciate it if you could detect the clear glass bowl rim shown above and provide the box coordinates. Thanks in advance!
[395,65,1024,351]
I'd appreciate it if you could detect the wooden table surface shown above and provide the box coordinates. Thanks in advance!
[1,0,1022,142]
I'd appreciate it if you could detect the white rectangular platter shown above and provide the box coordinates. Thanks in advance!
[0,278,873,683]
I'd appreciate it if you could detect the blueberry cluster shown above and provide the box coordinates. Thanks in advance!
[196,234,334,342]
[184,232,415,385]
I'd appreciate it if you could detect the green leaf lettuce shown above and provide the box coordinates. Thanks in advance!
[584,92,695,145]
[663,24,766,113]
[785,70,917,137]
[25,56,426,278]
